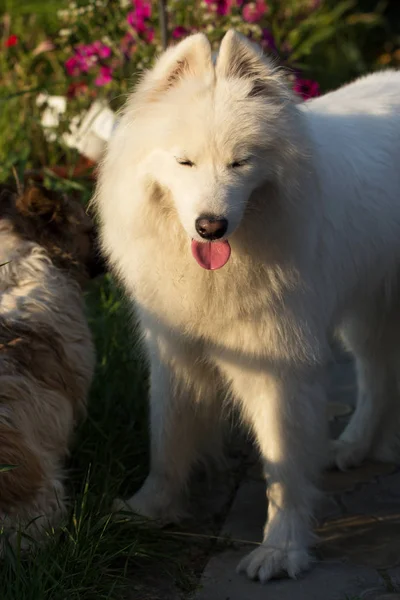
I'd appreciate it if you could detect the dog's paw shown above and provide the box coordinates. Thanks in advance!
[330,439,367,471]
[112,489,185,525]
[237,544,311,583]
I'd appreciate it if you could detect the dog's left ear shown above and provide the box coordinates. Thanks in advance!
[16,186,63,222]
[216,30,289,100]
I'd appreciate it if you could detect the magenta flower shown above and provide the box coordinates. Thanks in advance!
[242,0,268,22]
[204,0,234,16]
[65,51,95,76]
[73,53,93,73]
[65,56,80,76]
[75,44,95,58]
[95,65,113,86]
[91,40,112,59]
[261,28,277,53]
[65,41,113,78]
[132,0,151,18]
[127,0,152,33]
[127,11,138,30]
[172,26,188,40]
[75,42,111,59]
[293,78,320,100]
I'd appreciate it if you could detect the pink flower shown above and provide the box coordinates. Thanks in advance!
[91,41,112,59]
[127,0,152,33]
[127,11,136,28]
[144,27,154,43]
[204,0,234,16]
[65,41,113,78]
[132,0,151,19]
[172,26,188,40]
[65,56,80,76]
[242,0,268,22]
[75,42,111,59]
[75,44,96,58]
[5,34,18,47]
[293,78,320,100]
[71,46,97,72]
[95,65,113,86]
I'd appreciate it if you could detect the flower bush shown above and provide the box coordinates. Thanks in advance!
[54,0,388,108]
[56,0,328,103]
[0,0,397,180]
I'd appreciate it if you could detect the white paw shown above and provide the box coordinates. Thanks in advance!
[237,544,311,583]
[112,478,186,525]
[330,439,367,471]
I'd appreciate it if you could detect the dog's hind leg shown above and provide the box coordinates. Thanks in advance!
[331,354,397,469]
[114,338,223,523]
[333,311,400,469]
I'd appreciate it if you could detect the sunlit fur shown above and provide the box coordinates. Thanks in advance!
[94,29,400,583]
[0,184,100,553]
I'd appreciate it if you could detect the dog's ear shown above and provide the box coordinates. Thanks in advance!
[140,33,213,99]
[15,186,64,222]
[216,30,288,100]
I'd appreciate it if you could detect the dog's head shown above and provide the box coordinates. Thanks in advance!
[100,30,304,270]
[0,183,106,283]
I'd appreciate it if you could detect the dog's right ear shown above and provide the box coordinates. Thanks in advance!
[138,33,213,100]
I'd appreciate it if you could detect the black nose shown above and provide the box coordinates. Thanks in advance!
[195,215,228,240]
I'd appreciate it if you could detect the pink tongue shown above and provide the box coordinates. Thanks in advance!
[191,240,231,270]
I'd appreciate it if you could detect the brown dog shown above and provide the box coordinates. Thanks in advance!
[0,183,104,552]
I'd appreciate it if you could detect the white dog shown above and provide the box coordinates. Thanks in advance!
[94,30,400,582]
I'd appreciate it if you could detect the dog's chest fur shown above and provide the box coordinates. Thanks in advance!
[127,234,317,365]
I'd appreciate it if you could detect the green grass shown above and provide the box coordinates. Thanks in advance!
[0,273,139,599]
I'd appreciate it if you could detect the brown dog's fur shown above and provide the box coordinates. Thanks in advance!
[0,182,103,551]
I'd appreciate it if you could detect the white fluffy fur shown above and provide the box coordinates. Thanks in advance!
[94,30,400,582]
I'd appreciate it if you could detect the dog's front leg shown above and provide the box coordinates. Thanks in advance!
[114,338,222,523]
[226,365,328,582]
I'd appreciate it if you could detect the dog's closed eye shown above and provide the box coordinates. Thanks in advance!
[176,158,195,167]
[229,158,250,169]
